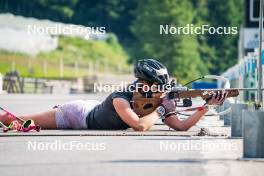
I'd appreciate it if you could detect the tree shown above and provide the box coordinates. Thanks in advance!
[130,0,207,83]
[0,0,77,22]
[72,0,137,45]
[0,0,245,78]
[206,0,244,74]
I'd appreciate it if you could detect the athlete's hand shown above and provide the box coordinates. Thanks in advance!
[161,95,176,116]
[206,90,228,105]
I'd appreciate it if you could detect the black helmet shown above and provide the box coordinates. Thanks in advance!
[134,59,169,85]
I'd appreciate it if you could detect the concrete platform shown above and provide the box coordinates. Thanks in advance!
[1,135,264,176]
[1,94,264,176]
[0,125,231,137]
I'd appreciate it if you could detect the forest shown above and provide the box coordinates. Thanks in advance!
[0,0,245,82]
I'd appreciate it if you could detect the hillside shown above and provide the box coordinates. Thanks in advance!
[0,35,130,79]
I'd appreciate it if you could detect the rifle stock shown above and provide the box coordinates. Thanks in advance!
[132,89,239,117]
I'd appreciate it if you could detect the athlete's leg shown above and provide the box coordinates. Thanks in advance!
[0,109,57,129]
[0,100,99,130]
[20,109,57,129]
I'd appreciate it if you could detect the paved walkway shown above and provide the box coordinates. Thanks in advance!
[0,94,264,176]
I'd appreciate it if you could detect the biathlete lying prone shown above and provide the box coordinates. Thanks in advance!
[0,59,227,131]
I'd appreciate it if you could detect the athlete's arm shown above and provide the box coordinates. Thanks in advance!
[163,109,208,131]
[113,98,160,131]
[164,91,227,131]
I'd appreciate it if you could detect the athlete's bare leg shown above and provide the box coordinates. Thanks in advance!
[0,109,57,129]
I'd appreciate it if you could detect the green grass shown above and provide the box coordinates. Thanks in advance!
[0,34,130,79]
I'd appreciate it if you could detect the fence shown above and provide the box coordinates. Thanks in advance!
[220,48,264,102]
[2,57,133,79]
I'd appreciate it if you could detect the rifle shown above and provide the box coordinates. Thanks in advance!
[131,87,239,117]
